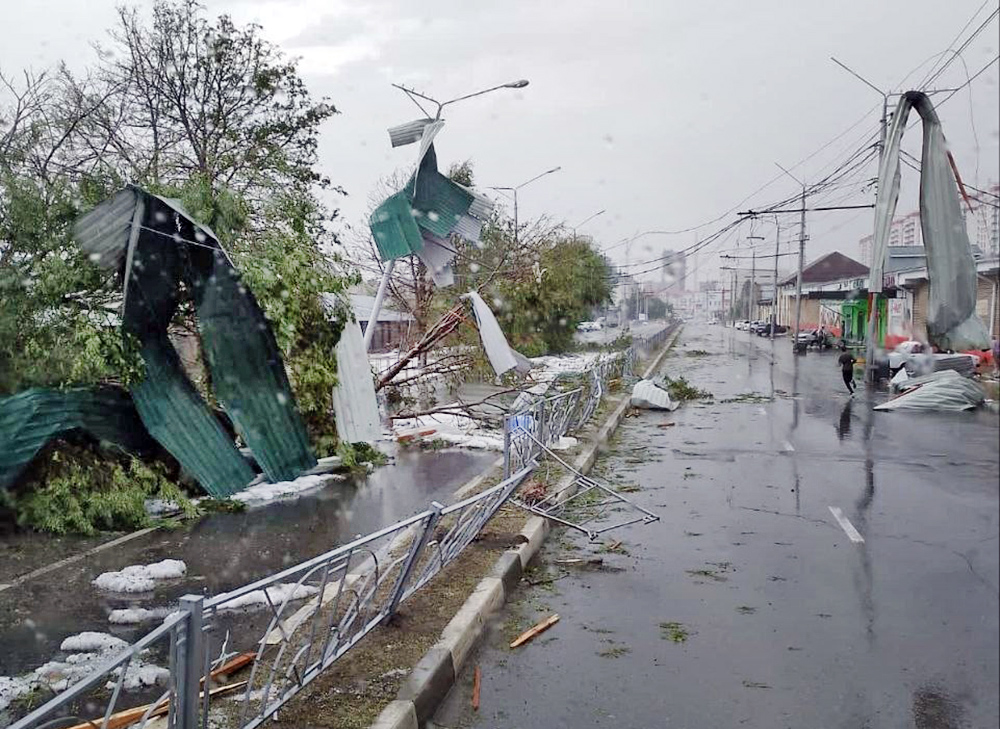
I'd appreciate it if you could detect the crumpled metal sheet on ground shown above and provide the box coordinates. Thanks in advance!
[630,379,678,411]
[869,91,990,352]
[875,369,985,412]
[0,386,159,491]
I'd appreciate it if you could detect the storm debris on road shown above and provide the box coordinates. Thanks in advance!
[509,614,560,649]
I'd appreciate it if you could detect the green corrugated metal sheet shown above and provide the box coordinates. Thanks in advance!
[411,171,471,238]
[195,250,316,481]
[368,143,475,260]
[69,187,315,496]
[131,335,254,497]
[0,387,157,491]
[410,146,472,239]
[369,191,426,261]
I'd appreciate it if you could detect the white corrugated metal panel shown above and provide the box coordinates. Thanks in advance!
[388,118,435,148]
[459,186,494,219]
[416,232,455,287]
[331,318,382,444]
[463,291,518,376]
[453,214,483,242]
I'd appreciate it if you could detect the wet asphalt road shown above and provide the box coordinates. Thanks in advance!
[435,325,1000,729]
[0,447,494,676]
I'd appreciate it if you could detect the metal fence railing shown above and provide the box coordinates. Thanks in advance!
[7,467,534,729]
[6,321,679,729]
[633,323,675,352]
[502,344,639,478]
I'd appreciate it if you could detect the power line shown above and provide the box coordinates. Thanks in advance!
[937,52,1000,105]
[916,0,995,88]
[921,8,999,89]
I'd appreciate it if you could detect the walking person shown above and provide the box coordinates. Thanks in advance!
[838,343,857,394]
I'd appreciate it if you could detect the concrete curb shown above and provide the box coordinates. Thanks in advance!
[369,327,680,729]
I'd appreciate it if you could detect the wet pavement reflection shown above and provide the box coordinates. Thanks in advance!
[434,325,999,729]
[0,447,494,675]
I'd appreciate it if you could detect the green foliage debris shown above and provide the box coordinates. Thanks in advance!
[659,621,690,643]
[661,376,713,401]
[13,444,194,535]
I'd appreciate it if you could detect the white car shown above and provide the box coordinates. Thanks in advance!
[887,340,980,375]
[887,341,924,371]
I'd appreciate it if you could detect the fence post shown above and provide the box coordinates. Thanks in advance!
[537,397,547,450]
[384,503,443,620]
[502,416,511,479]
[177,595,204,729]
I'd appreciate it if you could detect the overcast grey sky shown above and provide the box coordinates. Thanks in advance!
[2,0,998,286]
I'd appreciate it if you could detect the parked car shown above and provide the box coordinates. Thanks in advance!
[796,328,833,349]
[735,320,750,330]
[577,321,601,332]
[888,340,980,377]
[758,323,788,336]
[887,340,924,372]
[748,320,767,334]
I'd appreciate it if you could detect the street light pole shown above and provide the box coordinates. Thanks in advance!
[571,209,607,242]
[489,165,561,248]
[392,79,530,120]
[368,79,530,352]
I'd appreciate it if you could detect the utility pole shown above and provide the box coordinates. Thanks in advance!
[773,162,808,351]
[831,57,888,382]
[794,186,807,349]
[746,234,764,322]
[772,217,781,340]
[732,268,738,323]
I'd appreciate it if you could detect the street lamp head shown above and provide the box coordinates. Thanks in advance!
[504,79,530,89]
[546,166,562,174]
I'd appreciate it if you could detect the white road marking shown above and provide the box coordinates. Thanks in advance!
[828,506,865,543]
[781,439,795,452]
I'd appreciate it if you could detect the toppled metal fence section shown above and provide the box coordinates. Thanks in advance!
[503,346,637,478]
[8,466,535,729]
[503,326,674,539]
[512,431,659,541]
[7,322,676,729]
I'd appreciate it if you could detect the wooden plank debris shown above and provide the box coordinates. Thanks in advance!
[63,681,248,729]
[509,613,560,649]
[472,665,482,711]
